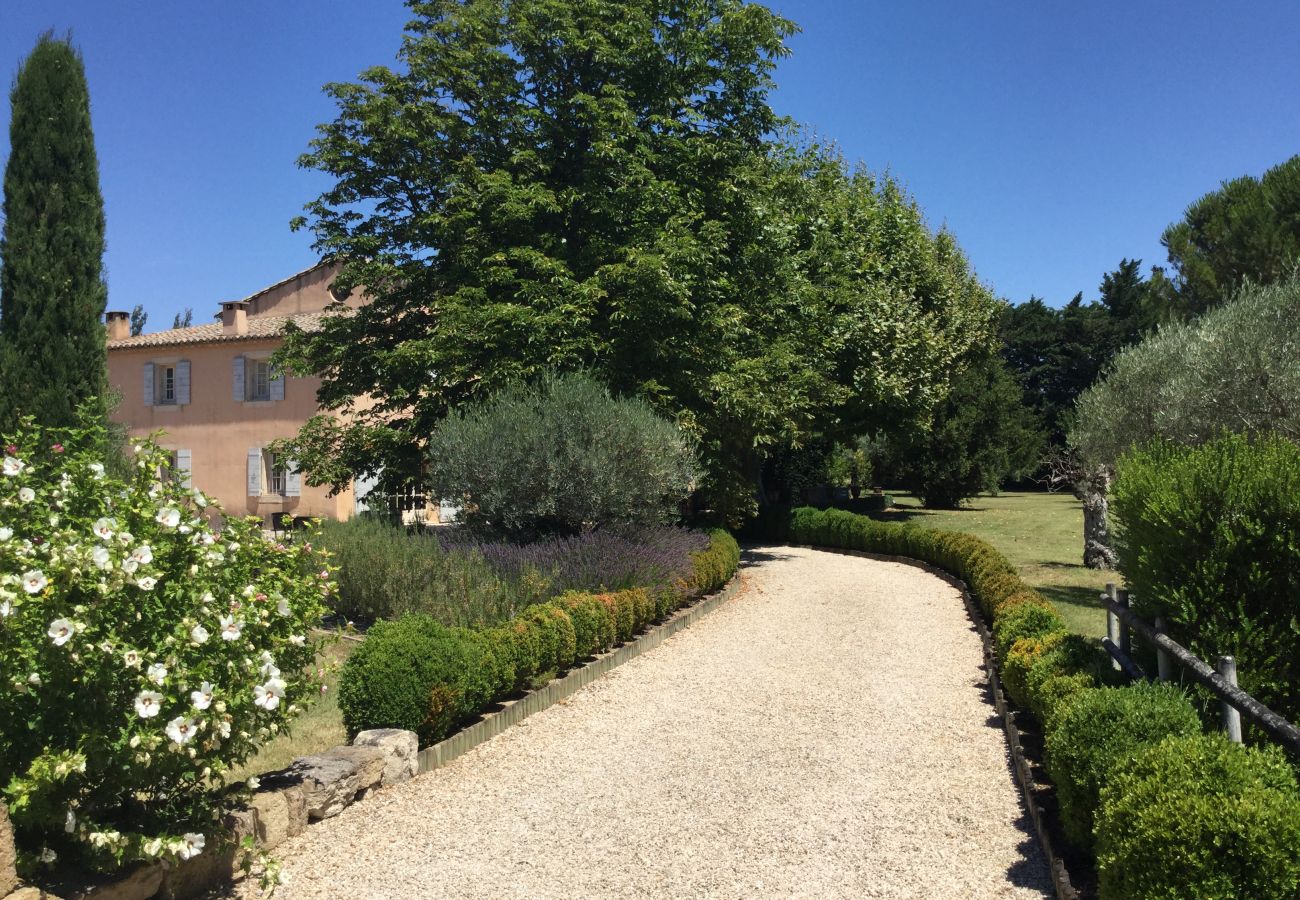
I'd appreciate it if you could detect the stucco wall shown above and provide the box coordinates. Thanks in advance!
[107,338,354,522]
[245,264,365,319]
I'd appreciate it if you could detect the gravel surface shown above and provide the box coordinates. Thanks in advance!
[251,546,1051,899]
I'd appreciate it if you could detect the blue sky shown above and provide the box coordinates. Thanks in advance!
[1,1,1297,329]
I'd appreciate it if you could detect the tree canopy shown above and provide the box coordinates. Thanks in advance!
[0,34,108,431]
[1071,272,1300,469]
[277,0,998,521]
[1162,154,1300,317]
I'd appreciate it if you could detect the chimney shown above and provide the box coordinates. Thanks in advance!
[221,301,249,336]
[105,310,131,341]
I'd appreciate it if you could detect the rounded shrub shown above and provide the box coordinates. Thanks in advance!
[1002,635,1057,711]
[425,371,698,539]
[1033,672,1095,731]
[688,529,740,595]
[993,602,1066,663]
[514,604,575,674]
[1096,733,1300,899]
[596,591,636,643]
[555,592,613,658]
[992,589,1051,618]
[338,616,496,745]
[1044,683,1201,849]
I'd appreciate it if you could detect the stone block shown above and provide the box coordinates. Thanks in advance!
[248,791,288,852]
[322,746,385,791]
[281,755,363,820]
[352,729,419,785]
[7,888,58,900]
[1,803,17,897]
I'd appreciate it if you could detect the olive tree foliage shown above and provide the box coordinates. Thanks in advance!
[275,0,998,524]
[427,371,697,538]
[1066,272,1300,566]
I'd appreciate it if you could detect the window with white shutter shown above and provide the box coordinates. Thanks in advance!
[143,362,155,407]
[232,356,245,402]
[175,360,191,405]
[247,448,262,496]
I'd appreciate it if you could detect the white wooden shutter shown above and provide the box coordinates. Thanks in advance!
[247,448,262,496]
[284,459,301,497]
[176,360,191,405]
[269,368,285,401]
[232,356,245,402]
[143,362,155,406]
[176,449,192,489]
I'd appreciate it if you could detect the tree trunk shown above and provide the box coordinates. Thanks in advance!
[1076,465,1118,569]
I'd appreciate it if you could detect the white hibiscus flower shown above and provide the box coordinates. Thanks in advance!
[92,517,116,541]
[47,618,74,646]
[65,809,77,833]
[190,682,214,710]
[0,598,11,618]
[22,570,47,594]
[178,832,205,860]
[88,462,105,479]
[147,663,167,685]
[190,624,210,644]
[165,716,197,745]
[0,526,12,541]
[121,558,139,575]
[156,507,181,528]
[91,545,112,570]
[18,487,35,504]
[219,616,242,641]
[217,720,232,739]
[123,649,142,669]
[2,455,24,476]
[134,690,163,718]
[288,634,305,646]
[253,678,286,710]
[276,596,291,616]
[136,576,158,591]
[129,545,153,565]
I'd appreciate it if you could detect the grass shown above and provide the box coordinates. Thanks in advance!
[875,490,1111,637]
[225,637,354,784]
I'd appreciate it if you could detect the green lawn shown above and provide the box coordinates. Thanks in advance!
[876,490,1111,637]
[225,637,354,784]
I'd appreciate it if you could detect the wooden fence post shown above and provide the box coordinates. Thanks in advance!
[1117,589,1132,665]
[1105,583,1121,671]
[1154,616,1173,682]
[1217,656,1243,743]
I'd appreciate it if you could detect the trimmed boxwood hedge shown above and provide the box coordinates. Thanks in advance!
[784,505,1300,899]
[340,529,741,744]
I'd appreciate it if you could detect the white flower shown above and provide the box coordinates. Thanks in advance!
[253,678,286,710]
[0,599,10,618]
[38,847,56,864]
[47,618,74,646]
[193,491,208,509]
[219,616,242,641]
[22,570,47,594]
[18,487,35,504]
[217,720,232,739]
[246,776,260,790]
[0,526,12,541]
[129,545,153,565]
[91,545,112,570]
[147,663,167,685]
[142,837,163,857]
[190,624,209,644]
[134,690,163,718]
[65,809,77,833]
[242,584,256,598]
[121,558,139,575]
[261,663,281,680]
[2,455,24,476]
[156,507,181,528]
[178,832,205,860]
[92,517,116,540]
[136,576,158,591]
[88,462,105,479]
[123,649,142,669]
[288,634,305,646]
[165,716,197,745]
[27,672,41,686]
[190,682,214,710]
[277,597,291,616]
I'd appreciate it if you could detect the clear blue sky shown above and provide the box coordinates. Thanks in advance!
[2,1,1297,329]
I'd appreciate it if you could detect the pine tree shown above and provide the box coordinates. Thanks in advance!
[0,34,108,431]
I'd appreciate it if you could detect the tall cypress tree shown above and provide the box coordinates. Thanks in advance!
[0,33,108,431]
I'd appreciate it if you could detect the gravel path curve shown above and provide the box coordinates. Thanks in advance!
[251,546,1051,899]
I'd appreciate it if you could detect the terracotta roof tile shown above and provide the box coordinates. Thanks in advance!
[107,311,334,350]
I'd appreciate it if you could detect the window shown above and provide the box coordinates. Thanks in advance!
[247,360,272,401]
[157,365,176,405]
[265,451,287,496]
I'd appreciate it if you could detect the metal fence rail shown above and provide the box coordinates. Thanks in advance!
[1100,583,1300,757]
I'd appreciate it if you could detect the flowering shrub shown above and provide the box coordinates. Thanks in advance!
[0,416,332,877]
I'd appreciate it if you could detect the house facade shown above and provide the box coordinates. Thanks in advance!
[106,264,367,523]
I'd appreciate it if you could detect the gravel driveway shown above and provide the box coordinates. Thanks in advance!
[253,546,1051,899]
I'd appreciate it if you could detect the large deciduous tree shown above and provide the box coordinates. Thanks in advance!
[0,34,108,431]
[278,0,997,521]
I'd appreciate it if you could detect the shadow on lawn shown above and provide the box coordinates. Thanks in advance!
[1038,583,1105,613]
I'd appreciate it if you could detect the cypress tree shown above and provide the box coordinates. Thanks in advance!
[0,33,108,431]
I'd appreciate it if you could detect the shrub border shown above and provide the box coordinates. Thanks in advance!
[792,544,1080,900]
[416,568,746,773]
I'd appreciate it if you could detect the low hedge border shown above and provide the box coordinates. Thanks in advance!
[339,529,742,745]
[784,506,1300,900]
